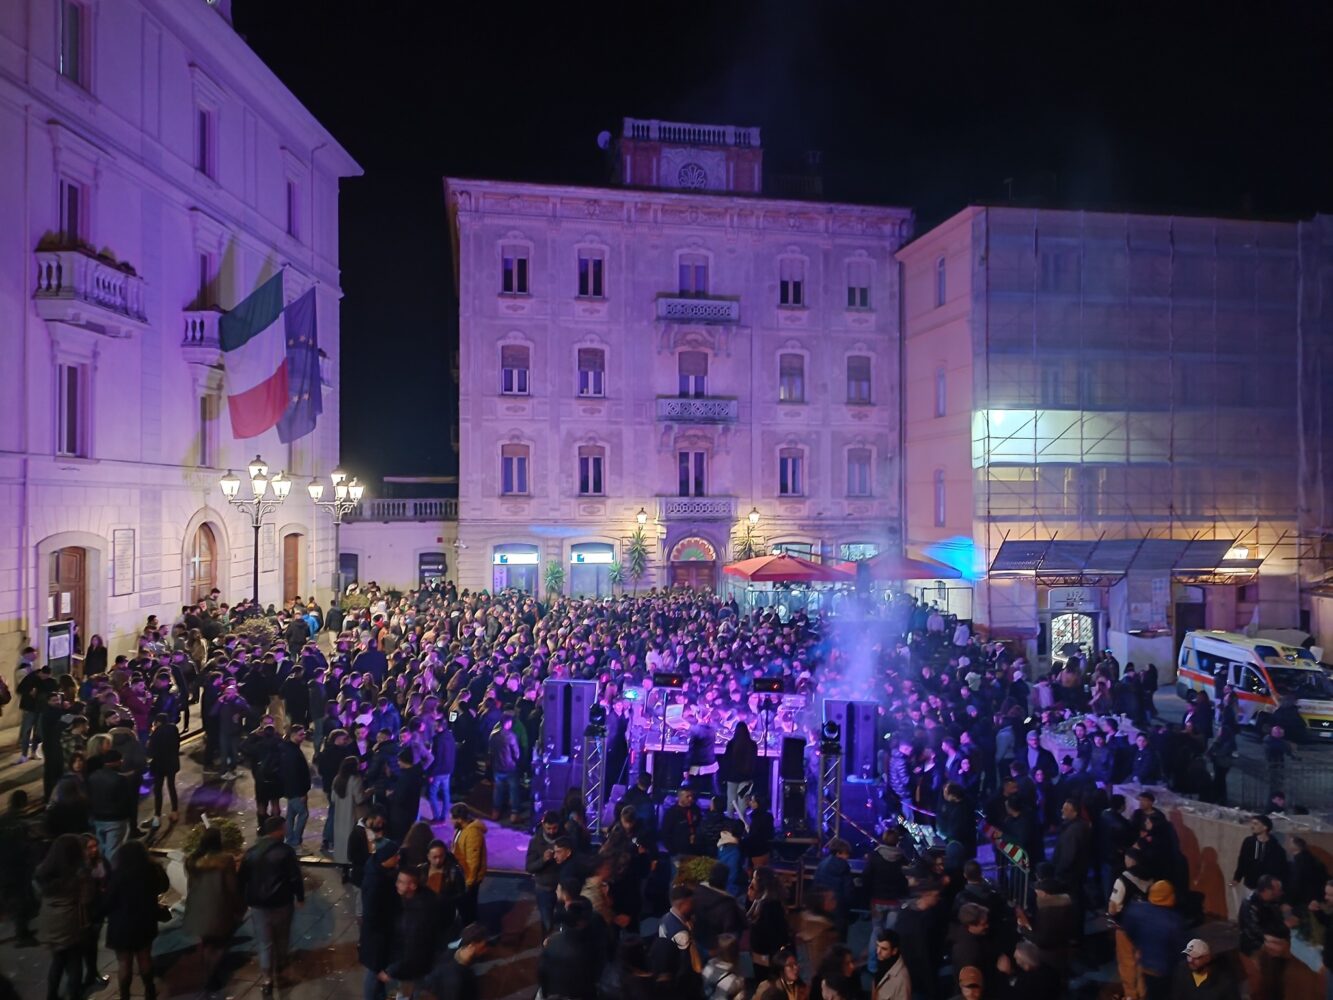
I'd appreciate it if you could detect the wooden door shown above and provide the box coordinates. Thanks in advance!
[670,562,716,592]
[49,546,86,640]
[282,533,302,602]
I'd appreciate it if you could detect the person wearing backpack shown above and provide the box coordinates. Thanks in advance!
[1108,847,1153,1000]
[238,816,304,994]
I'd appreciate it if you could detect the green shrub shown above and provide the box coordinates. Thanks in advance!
[672,855,716,887]
[234,616,280,649]
[181,817,246,856]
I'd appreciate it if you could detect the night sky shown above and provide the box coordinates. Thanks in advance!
[232,2,1333,483]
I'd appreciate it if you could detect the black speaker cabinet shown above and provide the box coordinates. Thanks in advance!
[780,736,807,780]
[541,679,599,758]
[822,699,878,780]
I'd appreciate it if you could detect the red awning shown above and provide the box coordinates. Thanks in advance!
[723,554,854,584]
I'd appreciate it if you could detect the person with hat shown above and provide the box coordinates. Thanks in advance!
[1171,938,1241,998]
[1119,880,1187,1000]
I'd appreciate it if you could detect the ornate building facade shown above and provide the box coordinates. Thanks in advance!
[447,119,912,595]
[0,0,360,694]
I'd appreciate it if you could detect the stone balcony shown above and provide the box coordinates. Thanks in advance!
[623,118,760,148]
[181,308,224,368]
[656,396,739,423]
[345,497,458,522]
[33,247,148,337]
[657,496,737,520]
[655,295,741,324]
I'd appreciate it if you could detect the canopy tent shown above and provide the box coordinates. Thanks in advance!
[722,553,854,584]
[836,551,962,581]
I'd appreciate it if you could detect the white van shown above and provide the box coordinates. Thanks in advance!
[1176,630,1333,738]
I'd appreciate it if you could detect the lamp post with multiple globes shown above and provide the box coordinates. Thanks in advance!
[219,455,292,604]
[307,468,365,597]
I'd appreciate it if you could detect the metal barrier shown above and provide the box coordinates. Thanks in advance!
[1230,757,1333,812]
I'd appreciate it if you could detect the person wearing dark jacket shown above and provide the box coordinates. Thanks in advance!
[102,840,170,1000]
[316,729,357,853]
[426,723,456,821]
[1130,734,1163,784]
[1051,800,1091,891]
[743,792,775,866]
[279,666,310,728]
[661,787,704,858]
[1096,795,1136,899]
[865,828,910,904]
[276,726,313,849]
[720,722,759,817]
[242,723,283,831]
[1231,815,1289,890]
[359,831,401,1000]
[238,817,305,993]
[1171,938,1241,999]
[146,715,180,829]
[692,863,746,957]
[526,812,564,932]
[813,839,855,935]
[386,749,424,842]
[88,750,136,861]
[378,869,439,995]
[352,638,388,684]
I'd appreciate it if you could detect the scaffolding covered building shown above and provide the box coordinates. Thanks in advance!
[900,206,1333,674]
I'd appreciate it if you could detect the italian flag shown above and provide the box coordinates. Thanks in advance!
[220,272,289,439]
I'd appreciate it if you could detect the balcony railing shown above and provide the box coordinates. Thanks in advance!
[658,496,737,520]
[623,118,761,148]
[656,396,739,423]
[34,247,148,333]
[656,296,741,324]
[183,309,222,347]
[346,498,458,522]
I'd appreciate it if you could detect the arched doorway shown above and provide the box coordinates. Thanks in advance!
[282,532,304,602]
[186,523,218,603]
[669,536,717,591]
[48,547,86,649]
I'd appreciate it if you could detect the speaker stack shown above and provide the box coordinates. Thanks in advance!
[539,679,598,807]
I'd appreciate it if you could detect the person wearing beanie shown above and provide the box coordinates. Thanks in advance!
[1119,880,1186,1000]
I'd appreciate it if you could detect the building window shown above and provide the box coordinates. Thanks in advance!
[779,448,804,496]
[501,443,530,495]
[779,258,805,307]
[847,260,871,309]
[678,350,708,398]
[934,365,947,418]
[933,469,946,527]
[500,344,530,395]
[577,250,605,298]
[285,180,299,238]
[935,256,947,307]
[502,246,530,294]
[847,355,872,404]
[678,450,706,497]
[198,393,220,468]
[55,362,86,457]
[678,254,709,296]
[196,108,215,178]
[58,178,84,245]
[58,0,86,88]
[577,347,605,397]
[578,445,605,496]
[778,353,805,402]
[847,448,872,497]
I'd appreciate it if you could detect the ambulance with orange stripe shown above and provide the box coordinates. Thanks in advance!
[1175,630,1333,739]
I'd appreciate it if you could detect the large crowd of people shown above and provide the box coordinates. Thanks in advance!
[0,580,1326,1000]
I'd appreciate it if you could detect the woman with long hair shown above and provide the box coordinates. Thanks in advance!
[183,826,245,993]
[399,820,435,873]
[102,839,169,1000]
[331,755,368,876]
[83,634,108,677]
[747,867,791,984]
[34,833,91,1000]
[752,947,806,1000]
[45,777,90,838]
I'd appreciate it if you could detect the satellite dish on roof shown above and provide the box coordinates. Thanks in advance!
[596,130,612,150]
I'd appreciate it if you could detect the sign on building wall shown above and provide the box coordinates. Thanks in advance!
[112,528,135,596]
[46,620,74,675]
[1046,587,1101,611]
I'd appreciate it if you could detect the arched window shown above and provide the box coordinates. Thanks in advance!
[188,523,217,602]
[935,255,947,307]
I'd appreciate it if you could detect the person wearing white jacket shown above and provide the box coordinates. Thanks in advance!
[873,929,910,1000]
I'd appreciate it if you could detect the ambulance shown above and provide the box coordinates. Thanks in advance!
[1175,630,1333,739]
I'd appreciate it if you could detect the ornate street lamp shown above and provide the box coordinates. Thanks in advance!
[219,454,291,603]
[308,468,365,596]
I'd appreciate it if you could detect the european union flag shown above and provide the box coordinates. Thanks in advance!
[276,288,322,443]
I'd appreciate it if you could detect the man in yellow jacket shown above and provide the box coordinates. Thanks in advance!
[450,803,488,931]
